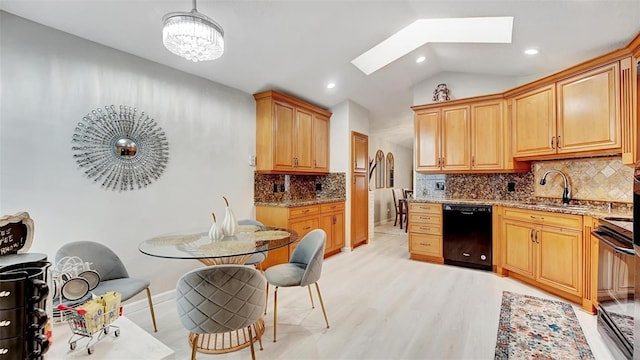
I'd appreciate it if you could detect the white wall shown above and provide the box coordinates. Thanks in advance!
[412,71,518,105]
[329,100,370,250]
[0,12,256,297]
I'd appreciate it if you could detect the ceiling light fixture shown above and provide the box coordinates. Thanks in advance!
[416,56,426,63]
[351,17,514,75]
[162,0,224,62]
[327,83,336,89]
[524,48,539,55]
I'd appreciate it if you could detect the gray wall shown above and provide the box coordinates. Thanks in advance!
[0,12,256,297]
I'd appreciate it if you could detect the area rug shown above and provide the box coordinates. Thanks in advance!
[494,291,595,360]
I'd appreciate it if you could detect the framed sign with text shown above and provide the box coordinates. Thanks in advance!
[0,212,34,255]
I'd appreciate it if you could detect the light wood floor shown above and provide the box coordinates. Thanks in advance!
[127,224,618,360]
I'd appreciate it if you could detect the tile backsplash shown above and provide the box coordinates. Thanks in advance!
[534,157,632,203]
[254,172,346,203]
[415,156,633,205]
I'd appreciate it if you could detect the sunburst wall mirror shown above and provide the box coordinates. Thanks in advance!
[72,105,170,191]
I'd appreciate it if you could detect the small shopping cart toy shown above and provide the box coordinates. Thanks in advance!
[56,291,122,355]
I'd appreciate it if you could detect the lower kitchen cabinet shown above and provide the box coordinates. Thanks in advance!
[500,207,584,304]
[256,201,345,269]
[408,202,443,263]
[320,202,345,256]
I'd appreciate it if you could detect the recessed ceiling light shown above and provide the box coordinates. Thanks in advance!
[524,48,539,55]
[351,17,514,75]
[416,56,426,63]
[327,83,336,89]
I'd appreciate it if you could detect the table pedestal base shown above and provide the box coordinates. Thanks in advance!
[188,318,265,354]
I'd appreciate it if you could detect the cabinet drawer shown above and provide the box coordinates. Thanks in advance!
[409,213,441,225]
[503,207,582,229]
[289,205,320,218]
[320,202,345,213]
[410,233,442,257]
[409,223,442,235]
[409,203,442,215]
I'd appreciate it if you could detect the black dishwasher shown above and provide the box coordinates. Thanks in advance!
[442,204,492,271]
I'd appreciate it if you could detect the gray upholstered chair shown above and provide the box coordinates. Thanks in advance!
[238,219,268,269]
[176,265,266,360]
[263,229,330,342]
[55,241,158,332]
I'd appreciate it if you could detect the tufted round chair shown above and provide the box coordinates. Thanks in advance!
[176,265,266,360]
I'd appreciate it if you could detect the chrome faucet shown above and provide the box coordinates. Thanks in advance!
[539,169,571,204]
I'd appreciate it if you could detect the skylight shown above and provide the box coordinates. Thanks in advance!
[351,17,514,75]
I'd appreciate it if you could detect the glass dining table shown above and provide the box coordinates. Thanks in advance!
[138,225,298,354]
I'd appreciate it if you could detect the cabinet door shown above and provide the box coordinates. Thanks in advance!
[273,101,295,170]
[536,226,582,296]
[351,173,368,247]
[332,210,345,251]
[294,108,314,171]
[556,62,620,154]
[502,219,535,278]
[320,213,334,253]
[471,101,503,170]
[441,106,470,171]
[415,110,441,172]
[290,216,319,253]
[511,85,557,157]
[320,211,344,255]
[313,114,330,172]
[352,133,368,173]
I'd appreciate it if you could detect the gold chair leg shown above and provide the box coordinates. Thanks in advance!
[254,322,263,350]
[315,282,330,329]
[248,325,256,360]
[307,285,315,309]
[265,282,269,315]
[273,286,278,342]
[145,287,158,332]
[191,333,199,360]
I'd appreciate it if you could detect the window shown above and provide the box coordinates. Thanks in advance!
[375,150,385,189]
[386,153,394,188]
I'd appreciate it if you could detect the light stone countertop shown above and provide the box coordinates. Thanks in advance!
[255,197,346,208]
[408,198,632,219]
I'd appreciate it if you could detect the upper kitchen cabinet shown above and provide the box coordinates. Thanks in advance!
[510,85,557,158]
[413,95,529,174]
[508,58,635,162]
[254,90,331,174]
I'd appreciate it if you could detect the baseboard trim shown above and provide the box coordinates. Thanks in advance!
[123,289,176,314]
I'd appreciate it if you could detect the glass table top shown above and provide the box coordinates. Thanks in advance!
[138,226,298,260]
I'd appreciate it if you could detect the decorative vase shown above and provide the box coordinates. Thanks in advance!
[221,196,237,236]
[208,212,224,241]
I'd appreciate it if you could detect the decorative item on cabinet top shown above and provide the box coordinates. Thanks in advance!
[71,105,169,191]
[433,83,450,102]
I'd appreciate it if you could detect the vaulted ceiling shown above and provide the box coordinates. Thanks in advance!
[2,1,639,148]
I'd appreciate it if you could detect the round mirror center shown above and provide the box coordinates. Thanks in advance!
[115,138,138,158]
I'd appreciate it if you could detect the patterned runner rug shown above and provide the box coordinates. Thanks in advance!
[494,291,595,359]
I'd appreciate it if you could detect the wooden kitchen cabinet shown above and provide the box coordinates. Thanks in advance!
[501,207,583,301]
[256,201,345,269]
[254,90,331,174]
[319,202,345,256]
[556,62,620,154]
[510,85,557,158]
[413,95,527,173]
[408,202,443,263]
[510,60,625,160]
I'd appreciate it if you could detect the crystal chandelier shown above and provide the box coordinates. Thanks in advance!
[162,0,224,62]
